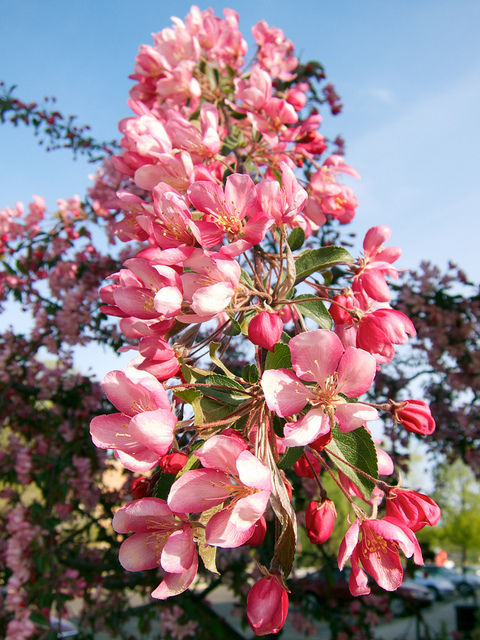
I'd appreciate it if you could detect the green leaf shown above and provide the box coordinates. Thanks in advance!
[292,294,333,329]
[197,505,223,574]
[173,388,203,405]
[29,612,49,626]
[240,268,254,288]
[196,374,249,405]
[277,447,304,470]
[209,342,235,378]
[295,246,355,282]
[272,414,286,438]
[198,396,236,425]
[241,363,259,383]
[287,227,305,251]
[265,343,292,370]
[225,315,241,336]
[326,425,378,499]
[152,472,177,500]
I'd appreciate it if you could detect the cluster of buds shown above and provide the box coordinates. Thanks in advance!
[88,6,440,635]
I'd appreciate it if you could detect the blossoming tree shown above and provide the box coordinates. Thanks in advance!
[0,6,445,640]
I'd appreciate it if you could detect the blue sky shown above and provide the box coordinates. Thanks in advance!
[1,0,480,384]
[2,0,479,278]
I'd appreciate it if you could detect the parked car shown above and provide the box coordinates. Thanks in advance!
[412,568,457,600]
[415,564,480,597]
[291,568,435,616]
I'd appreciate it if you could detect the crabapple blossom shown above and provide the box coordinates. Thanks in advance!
[261,329,378,446]
[187,172,272,256]
[3,7,446,638]
[392,399,436,435]
[112,497,198,599]
[338,516,423,596]
[167,435,272,547]
[352,225,401,303]
[386,489,441,532]
[89,367,177,472]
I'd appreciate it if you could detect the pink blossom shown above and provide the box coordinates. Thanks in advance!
[338,517,423,596]
[304,155,359,226]
[165,103,221,161]
[112,497,198,599]
[90,367,177,472]
[356,308,416,365]
[187,173,272,255]
[293,450,322,478]
[101,257,184,321]
[177,249,241,323]
[353,226,401,302]
[167,435,272,548]
[247,574,289,636]
[242,516,267,547]
[261,329,378,447]
[386,489,441,532]
[256,162,307,227]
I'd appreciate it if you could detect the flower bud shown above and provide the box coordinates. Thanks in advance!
[247,575,289,636]
[309,431,333,451]
[329,293,355,325]
[305,499,336,545]
[130,476,150,499]
[159,452,188,474]
[393,400,435,436]
[293,451,321,478]
[248,311,283,352]
[242,516,267,547]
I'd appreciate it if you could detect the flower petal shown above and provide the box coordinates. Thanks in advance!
[335,402,379,433]
[335,346,376,397]
[261,369,312,417]
[118,532,161,572]
[161,527,196,573]
[167,469,230,514]
[283,407,330,447]
[290,329,343,384]
[151,554,198,599]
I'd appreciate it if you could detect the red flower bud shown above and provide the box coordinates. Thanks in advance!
[293,451,321,478]
[242,516,267,547]
[248,311,283,352]
[131,476,150,499]
[394,400,435,436]
[329,293,355,325]
[247,575,289,636]
[159,452,188,474]
[305,499,336,545]
[309,431,333,451]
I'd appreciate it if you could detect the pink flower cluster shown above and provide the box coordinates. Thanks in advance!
[75,7,442,637]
